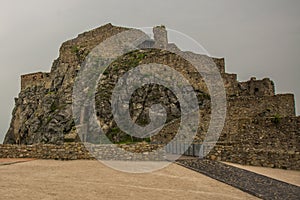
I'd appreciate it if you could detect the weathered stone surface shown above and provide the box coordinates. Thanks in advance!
[4,23,128,145]
[0,143,165,161]
[3,23,299,170]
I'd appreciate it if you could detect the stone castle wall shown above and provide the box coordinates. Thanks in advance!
[238,77,275,97]
[227,94,296,118]
[21,72,51,90]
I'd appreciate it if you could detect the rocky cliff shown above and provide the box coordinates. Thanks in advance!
[4,23,128,144]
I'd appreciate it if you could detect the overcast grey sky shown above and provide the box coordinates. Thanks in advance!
[0,0,299,143]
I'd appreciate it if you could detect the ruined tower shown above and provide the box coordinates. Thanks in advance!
[153,25,168,49]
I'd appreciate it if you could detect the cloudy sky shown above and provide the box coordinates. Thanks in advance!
[0,0,299,143]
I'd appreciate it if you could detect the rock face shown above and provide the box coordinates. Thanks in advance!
[3,23,300,161]
[4,23,128,144]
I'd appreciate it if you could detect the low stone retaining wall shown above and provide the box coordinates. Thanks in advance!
[0,143,92,160]
[0,143,165,161]
[86,143,165,161]
[0,143,299,170]
[207,145,300,170]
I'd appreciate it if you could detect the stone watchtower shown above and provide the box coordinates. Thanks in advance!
[153,25,168,49]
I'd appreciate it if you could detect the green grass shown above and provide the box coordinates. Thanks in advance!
[71,46,80,54]
[271,114,282,125]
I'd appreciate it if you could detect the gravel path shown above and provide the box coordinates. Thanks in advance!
[223,162,300,187]
[176,159,300,200]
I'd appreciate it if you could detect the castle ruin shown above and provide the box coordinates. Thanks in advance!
[1,24,299,170]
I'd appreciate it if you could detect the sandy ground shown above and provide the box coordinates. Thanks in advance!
[0,160,258,200]
[0,158,36,166]
[223,162,300,187]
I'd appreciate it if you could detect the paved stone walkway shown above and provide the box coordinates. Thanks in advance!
[176,159,300,200]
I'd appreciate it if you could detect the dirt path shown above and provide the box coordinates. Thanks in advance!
[0,160,258,200]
